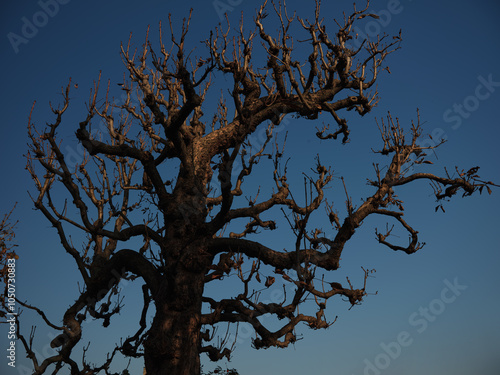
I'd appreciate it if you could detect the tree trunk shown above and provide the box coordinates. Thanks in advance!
[142,179,209,375]
[144,266,205,375]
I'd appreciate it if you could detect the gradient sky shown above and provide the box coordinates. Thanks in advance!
[1,1,500,374]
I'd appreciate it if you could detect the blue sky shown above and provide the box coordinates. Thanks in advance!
[1,0,500,374]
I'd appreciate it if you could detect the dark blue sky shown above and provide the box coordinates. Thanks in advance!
[1,1,500,374]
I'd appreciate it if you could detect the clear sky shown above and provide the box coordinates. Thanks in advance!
[1,0,500,374]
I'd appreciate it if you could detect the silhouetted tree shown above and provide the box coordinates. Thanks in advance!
[22,1,496,375]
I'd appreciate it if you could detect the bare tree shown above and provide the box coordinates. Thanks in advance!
[22,1,496,375]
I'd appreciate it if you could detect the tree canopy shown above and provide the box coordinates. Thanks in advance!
[11,1,497,375]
